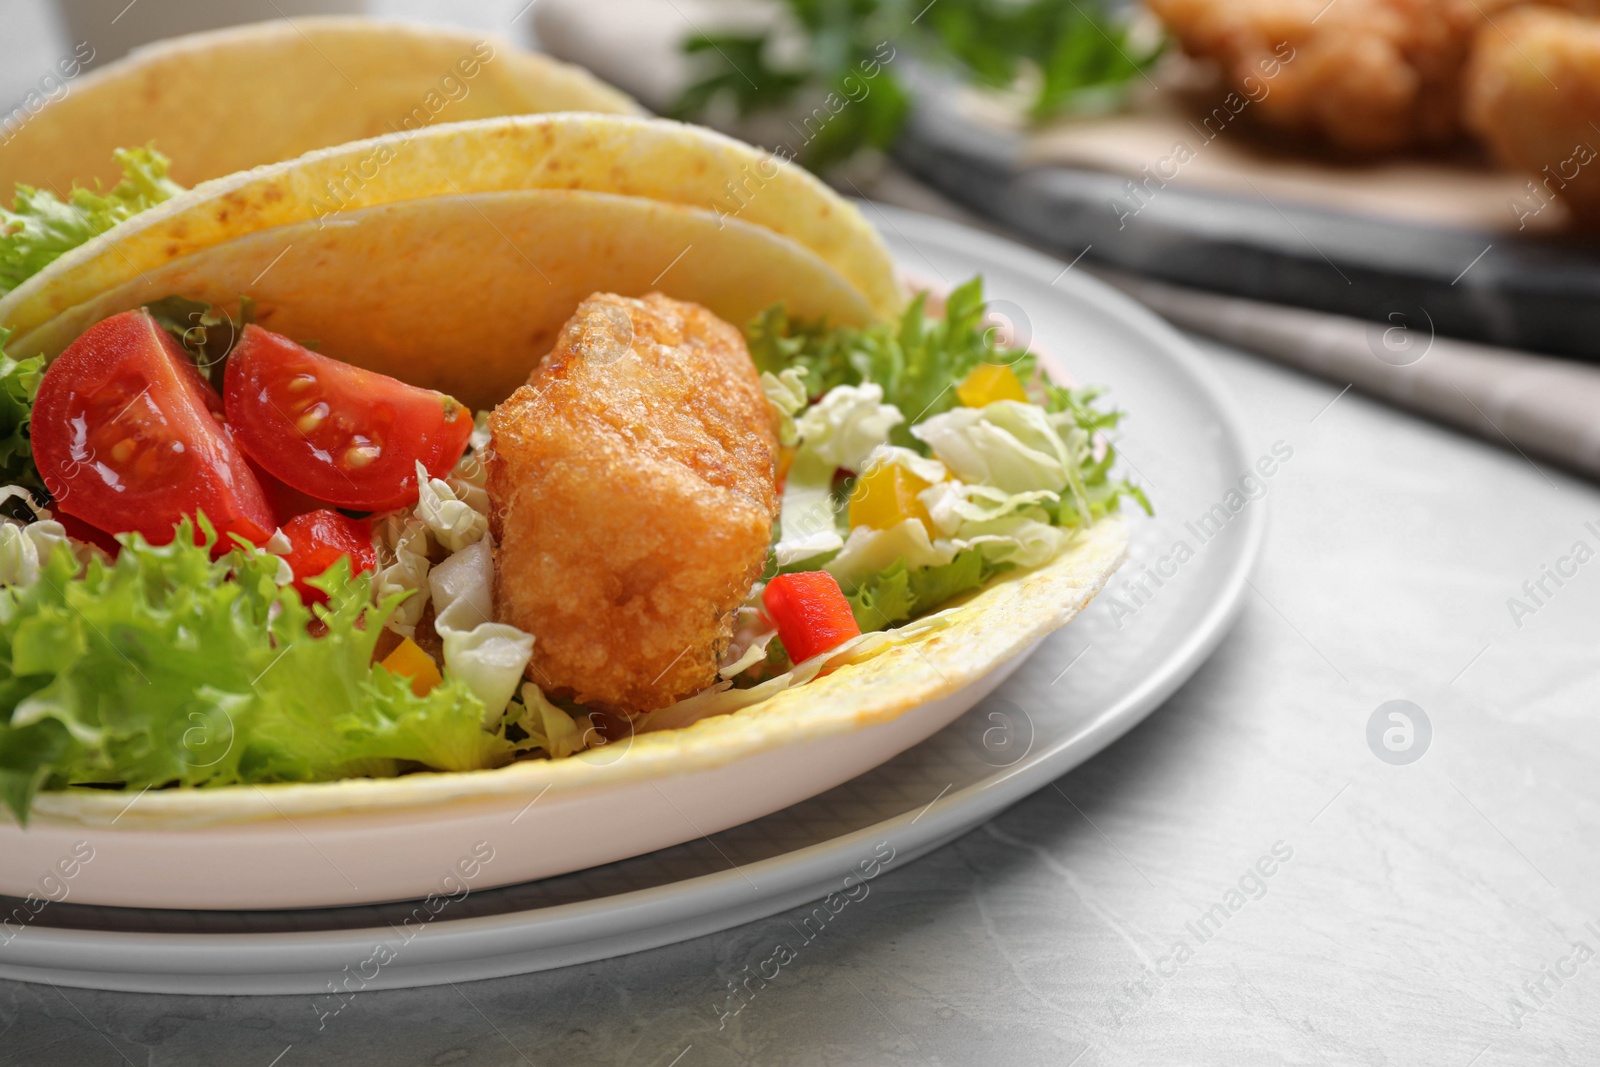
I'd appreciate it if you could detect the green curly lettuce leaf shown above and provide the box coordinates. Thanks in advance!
[0,328,44,491]
[1041,381,1151,527]
[749,277,1033,447]
[0,145,185,296]
[749,277,1148,527]
[845,548,1007,632]
[0,520,512,824]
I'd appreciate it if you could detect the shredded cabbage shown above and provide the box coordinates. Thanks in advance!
[773,384,909,567]
[958,514,1070,569]
[794,383,904,472]
[761,368,809,447]
[919,480,1058,537]
[427,536,534,727]
[0,518,68,589]
[911,400,1076,495]
[719,597,777,680]
[415,459,488,554]
[860,444,949,487]
[372,512,431,637]
[774,450,844,566]
[510,682,587,759]
[827,518,956,587]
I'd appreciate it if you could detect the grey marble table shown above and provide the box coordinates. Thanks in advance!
[4,4,1600,1065]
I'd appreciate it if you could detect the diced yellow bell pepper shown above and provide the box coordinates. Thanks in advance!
[849,463,933,533]
[381,637,442,697]
[956,362,1028,407]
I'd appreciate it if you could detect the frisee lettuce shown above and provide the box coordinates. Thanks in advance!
[749,277,1034,449]
[846,549,1009,632]
[747,276,1149,531]
[1041,383,1151,526]
[0,329,44,491]
[0,519,515,824]
[751,276,1150,640]
[0,146,185,297]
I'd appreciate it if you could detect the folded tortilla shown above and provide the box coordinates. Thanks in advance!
[0,114,909,351]
[10,190,878,410]
[0,18,638,194]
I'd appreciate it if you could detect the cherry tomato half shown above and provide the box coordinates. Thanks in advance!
[32,309,274,547]
[224,326,474,511]
[279,509,375,607]
[247,458,328,527]
[55,512,121,558]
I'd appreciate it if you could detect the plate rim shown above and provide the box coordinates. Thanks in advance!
[0,204,1264,992]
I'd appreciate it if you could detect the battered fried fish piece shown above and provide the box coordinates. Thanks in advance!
[1465,7,1600,223]
[1148,0,1597,154]
[487,292,778,714]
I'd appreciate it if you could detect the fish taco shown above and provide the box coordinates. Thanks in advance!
[0,114,1141,830]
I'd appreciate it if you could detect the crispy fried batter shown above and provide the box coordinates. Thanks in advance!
[487,292,777,713]
[1147,0,1598,154]
[1465,7,1600,221]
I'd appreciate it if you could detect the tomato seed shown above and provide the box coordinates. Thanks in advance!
[296,403,329,434]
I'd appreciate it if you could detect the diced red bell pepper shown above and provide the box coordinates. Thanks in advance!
[279,509,376,607]
[762,571,861,664]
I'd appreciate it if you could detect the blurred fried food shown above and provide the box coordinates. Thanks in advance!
[1147,0,1598,154]
[488,292,778,714]
[1465,7,1600,221]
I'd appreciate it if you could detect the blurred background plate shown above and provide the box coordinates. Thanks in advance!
[0,206,1262,994]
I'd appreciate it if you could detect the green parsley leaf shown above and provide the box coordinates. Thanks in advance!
[668,33,808,120]
[671,0,1160,169]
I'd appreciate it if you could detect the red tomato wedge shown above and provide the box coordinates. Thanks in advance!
[32,309,274,547]
[247,458,327,526]
[224,326,473,511]
[55,512,121,558]
[762,571,861,664]
[279,509,375,607]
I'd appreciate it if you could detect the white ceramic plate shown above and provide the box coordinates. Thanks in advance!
[0,207,1262,992]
